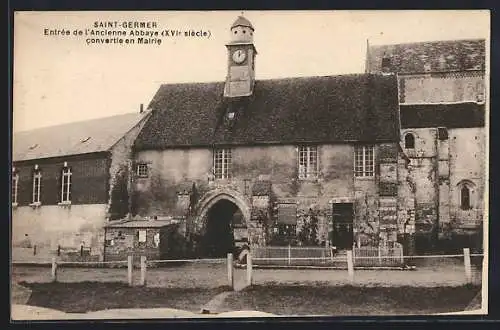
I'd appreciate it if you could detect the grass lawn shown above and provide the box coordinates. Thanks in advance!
[20,281,230,314]
[18,281,480,316]
[219,284,481,316]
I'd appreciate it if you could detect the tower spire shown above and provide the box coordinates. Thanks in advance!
[224,15,257,98]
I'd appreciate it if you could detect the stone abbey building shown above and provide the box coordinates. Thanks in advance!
[12,16,486,261]
[366,38,486,253]
[130,16,404,257]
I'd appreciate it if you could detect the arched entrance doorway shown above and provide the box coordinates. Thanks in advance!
[200,199,246,258]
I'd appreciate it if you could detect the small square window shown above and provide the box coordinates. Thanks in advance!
[136,164,149,177]
[437,127,448,140]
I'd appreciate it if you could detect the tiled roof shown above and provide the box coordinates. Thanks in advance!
[134,73,400,150]
[400,102,485,129]
[13,112,149,162]
[366,39,486,74]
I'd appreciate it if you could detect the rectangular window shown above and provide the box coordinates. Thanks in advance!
[136,163,149,177]
[32,171,42,203]
[354,145,375,177]
[138,230,147,243]
[298,145,318,179]
[61,167,72,202]
[12,172,18,205]
[213,148,232,179]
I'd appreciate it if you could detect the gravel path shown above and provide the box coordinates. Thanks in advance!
[12,257,482,289]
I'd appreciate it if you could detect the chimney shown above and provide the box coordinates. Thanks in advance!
[140,103,144,113]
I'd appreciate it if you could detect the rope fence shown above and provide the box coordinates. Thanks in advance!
[12,248,484,288]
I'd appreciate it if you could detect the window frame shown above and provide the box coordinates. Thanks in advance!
[298,145,319,180]
[61,166,72,203]
[32,170,42,204]
[354,145,375,178]
[136,163,149,178]
[458,180,475,211]
[404,133,415,149]
[213,148,232,180]
[460,186,471,210]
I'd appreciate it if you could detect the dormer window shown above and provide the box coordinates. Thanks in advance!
[381,56,392,73]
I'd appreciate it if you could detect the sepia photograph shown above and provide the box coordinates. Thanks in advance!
[11,10,490,320]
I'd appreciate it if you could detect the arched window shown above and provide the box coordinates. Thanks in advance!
[458,180,475,210]
[404,133,415,149]
[461,186,471,210]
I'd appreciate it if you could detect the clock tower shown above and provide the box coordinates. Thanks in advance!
[224,16,257,98]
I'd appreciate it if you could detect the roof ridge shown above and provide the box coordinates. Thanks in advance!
[14,111,145,134]
[369,38,486,48]
[157,73,388,87]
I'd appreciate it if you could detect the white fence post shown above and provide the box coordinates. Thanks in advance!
[347,250,354,280]
[51,257,57,282]
[288,245,291,266]
[227,253,234,290]
[463,248,472,284]
[246,253,253,286]
[378,245,382,266]
[140,256,147,286]
[127,255,133,286]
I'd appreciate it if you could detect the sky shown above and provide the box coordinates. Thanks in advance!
[13,10,490,132]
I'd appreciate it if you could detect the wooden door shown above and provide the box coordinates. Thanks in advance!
[331,203,354,249]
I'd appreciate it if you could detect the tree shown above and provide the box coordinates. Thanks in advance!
[108,165,129,220]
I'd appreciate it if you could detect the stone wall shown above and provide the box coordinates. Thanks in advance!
[133,143,401,250]
[12,204,108,259]
[400,71,485,103]
[399,126,485,251]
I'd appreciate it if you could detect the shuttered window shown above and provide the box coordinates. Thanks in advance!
[277,203,297,224]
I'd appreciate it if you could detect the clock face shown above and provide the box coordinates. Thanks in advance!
[232,49,247,64]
